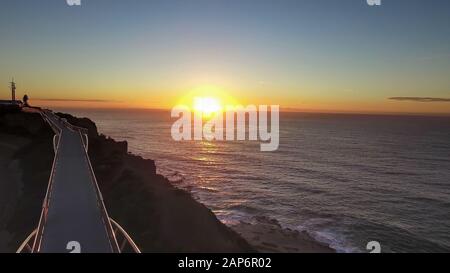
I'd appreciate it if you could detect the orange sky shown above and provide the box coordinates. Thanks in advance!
[1,1,450,115]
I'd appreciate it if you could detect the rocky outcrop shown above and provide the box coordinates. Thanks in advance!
[1,110,253,252]
[0,110,54,252]
[54,112,254,252]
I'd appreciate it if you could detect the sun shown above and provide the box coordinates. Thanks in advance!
[174,85,238,116]
[193,97,222,117]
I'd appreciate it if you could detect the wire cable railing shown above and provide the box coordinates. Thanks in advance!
[17,110,140,253]
[17,217,140,253]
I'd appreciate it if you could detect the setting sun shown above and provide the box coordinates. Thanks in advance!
[174,85,238,117]
[193,97,222,117]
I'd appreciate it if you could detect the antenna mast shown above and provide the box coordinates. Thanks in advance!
[10,78,16,101]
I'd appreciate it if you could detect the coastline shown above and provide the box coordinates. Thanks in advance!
[232,217,334,253]
[0,109,334,253]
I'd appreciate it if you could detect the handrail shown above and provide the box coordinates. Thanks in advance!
[21,110,139,253]
[17,219,141,253]
[32,110,63,252]
[45,111,120,252]
[32,110,110,252]
[16,229,37,253]
[39,110,62,135]
[109,218,141,253]
[77,129,120,253]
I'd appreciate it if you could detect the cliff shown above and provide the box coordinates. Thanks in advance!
[0,110,54,252]
[0,109,253,252]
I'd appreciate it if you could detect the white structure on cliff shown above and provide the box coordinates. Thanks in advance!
[0,78,23,109]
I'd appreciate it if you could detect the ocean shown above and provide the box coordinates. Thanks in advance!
[58,108,450,253]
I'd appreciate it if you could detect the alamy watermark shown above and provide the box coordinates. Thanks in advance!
[171,105,280,152]
[367,0,381,6]
[66,0,81,6]
[66,241,81,253]
[366,241,381,253]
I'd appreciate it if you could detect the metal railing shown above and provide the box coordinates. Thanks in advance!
[109,218,141,253]
[16,229,37,253]
[77,129,121,253]
[17,109,140,253]
[32,110,63,252]
[34,109,120,252]
[17,218,140,253]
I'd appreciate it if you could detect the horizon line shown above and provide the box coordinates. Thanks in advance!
[43,105,450,117]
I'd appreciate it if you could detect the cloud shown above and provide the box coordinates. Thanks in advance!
[388,97,450,102]
[33,98,119,103]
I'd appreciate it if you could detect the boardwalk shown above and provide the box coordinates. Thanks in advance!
[34,111,118,253]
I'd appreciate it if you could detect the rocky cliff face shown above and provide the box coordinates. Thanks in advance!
[1,110,253,252]
[0,110,54,252]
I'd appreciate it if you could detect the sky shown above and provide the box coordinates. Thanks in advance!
[0,0,450,114]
